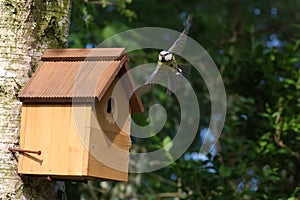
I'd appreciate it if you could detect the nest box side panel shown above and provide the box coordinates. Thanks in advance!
[96,77,131,134]
[18,104,91,177]
[88,128,130,181]
[87,78,131,181]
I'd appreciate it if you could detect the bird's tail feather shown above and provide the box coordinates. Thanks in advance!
[178,64,191,79]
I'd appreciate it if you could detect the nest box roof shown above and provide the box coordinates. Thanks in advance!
[18,48,144,113]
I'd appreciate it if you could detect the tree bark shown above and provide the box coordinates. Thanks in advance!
[0,0,71,199]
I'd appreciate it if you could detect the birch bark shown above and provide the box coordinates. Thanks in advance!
[0,0,71,199]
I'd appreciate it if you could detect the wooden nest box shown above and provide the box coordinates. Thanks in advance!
[16,48,144,182]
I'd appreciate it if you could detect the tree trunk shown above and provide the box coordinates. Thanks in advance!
[0,0,71,199]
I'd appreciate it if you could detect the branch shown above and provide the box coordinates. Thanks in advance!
[194,173,205,199]
[273,108,300,160]
[146,173,177,187]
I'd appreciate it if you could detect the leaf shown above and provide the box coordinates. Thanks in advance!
[162,136,173,152]
[219,164,232,178]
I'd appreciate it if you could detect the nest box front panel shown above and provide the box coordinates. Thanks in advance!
[18,104,91,176]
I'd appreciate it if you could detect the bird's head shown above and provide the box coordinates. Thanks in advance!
[158,50,174,63]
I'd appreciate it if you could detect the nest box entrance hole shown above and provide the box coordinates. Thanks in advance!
[106,98,115,114]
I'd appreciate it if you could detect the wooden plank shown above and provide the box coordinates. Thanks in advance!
[95,59,126,103]
[18,61,112,101]
[18,105,28,172]
[88,78,131,181]
[71,104,92,176]
[120,62,144,113]
[87,152,128,181]
[18,104,90,177]
[42,48,126,61]
[87,127,129,181]
[94,77,131,134]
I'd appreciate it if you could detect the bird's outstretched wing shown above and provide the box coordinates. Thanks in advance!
[168,14,192,55]
[146,65,168,84]
[145,64,178,95]
[140,15,193,96]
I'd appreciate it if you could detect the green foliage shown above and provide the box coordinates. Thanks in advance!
[66,0,300,199]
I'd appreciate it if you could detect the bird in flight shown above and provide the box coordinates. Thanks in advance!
[145,15,192,95]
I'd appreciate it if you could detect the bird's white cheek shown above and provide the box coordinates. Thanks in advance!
[165,54,172,61]
[158,54,162,61]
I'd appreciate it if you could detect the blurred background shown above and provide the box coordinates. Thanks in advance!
[66,0,300,199]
